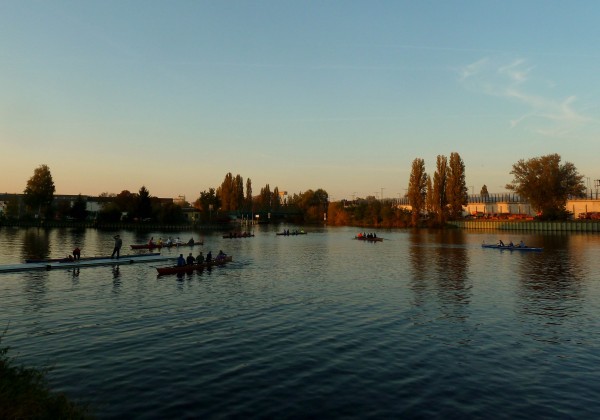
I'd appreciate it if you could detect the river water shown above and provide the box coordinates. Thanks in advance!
[1,225,599,419]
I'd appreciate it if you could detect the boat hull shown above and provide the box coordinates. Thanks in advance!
[354,236,383,242]
[481,244,542,251]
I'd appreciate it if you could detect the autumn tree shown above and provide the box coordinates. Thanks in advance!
[217,173,233,211]
[257,184,272,212]
[425,176,434,216]
[245,178,253,212]
[506,154,585,220]
[196,188,220,215]
[271,186,281,212]
[446,152,468,220]
[432,155,448,224]
[23,164,55,218]
[114,190,136,218]
[407,158,428,226]
[480,185,489,199]
[294,189,329,222]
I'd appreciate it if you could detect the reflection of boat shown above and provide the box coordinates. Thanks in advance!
[481,244,542,251]
[0,254,175,273]
[156,256,233,275]
[222,233,254,239]
[25,253,160,263]
[354,236,383,242]
[130,242,202,250]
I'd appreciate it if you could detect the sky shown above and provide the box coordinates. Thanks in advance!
[2,1,600,202]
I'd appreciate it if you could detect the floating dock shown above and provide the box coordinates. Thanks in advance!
[0,254,176,273]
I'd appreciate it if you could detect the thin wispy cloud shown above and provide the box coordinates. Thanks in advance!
[459,56,590,136]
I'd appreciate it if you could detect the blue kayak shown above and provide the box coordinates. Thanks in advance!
[482,244,543,251]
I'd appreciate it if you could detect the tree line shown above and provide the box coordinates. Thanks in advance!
[3,166,330,224]
[3,153,588,225]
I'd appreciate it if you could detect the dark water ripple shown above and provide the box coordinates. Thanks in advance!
[1,227,600,418]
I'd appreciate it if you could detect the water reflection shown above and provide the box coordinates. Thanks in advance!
[22,228,51,260]
[23,273,49,313]
[112,266,121,293]
[408,230,471,321]
[433,230,471,321]
[516,236,587,343]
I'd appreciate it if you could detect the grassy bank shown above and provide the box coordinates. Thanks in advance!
[0,336,92,419]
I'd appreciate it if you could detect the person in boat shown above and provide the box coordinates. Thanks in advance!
[206,251,212,263]
[177,254,186,266]
[519,240,525,247]
[509,241,514,247]
[187,238,195,245]
[72,247,81,260]
[186,253,195,265]
[498,240,505,247]
[148,237,155,247]
[175,237,182,246]
[111,235,122,259]
[196,252,204,264]
[157,237,163,246]
[216,250,227,261]
[166,237,173,246]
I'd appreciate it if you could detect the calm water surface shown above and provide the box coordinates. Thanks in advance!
[1,225,599,419]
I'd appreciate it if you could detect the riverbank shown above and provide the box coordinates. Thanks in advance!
[0,220,228,230]
[449,220,600,232]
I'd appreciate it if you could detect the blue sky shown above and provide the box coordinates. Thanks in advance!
[2,1,599,201]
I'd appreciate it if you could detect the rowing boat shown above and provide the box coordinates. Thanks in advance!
[481,244,543,251]
[354,236,383,242]
[222,233,254,239]
[130,242,203,250]
[25,252,161,263]
[156,256,233,275]
[0,254,176,274]
[276,231,307,236]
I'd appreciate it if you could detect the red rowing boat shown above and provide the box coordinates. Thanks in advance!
[156,256,233,275]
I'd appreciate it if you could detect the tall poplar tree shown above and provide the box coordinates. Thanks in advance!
[426,176,434,216]
[218,173,233,211]
[407,158,428,226]
[432,155,448,224]
[245,178,253,211]
[446,152,468,220]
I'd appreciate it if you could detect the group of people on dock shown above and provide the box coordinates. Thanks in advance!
[176,250,227,267]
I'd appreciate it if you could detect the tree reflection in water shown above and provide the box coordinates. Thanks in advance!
[408,229,472,323]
